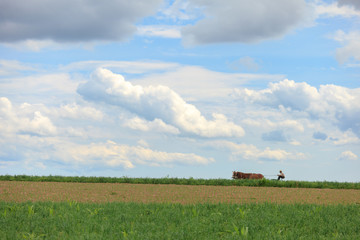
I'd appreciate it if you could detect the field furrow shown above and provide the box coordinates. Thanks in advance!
[1,181,360,204]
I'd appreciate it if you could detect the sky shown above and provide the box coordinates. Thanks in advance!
[0,0,359,182]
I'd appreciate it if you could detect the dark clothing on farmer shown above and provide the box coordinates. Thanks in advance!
[277,175,285,180]
[277,171,285,180]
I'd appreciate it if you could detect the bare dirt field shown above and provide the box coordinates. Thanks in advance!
[1,181,360,205]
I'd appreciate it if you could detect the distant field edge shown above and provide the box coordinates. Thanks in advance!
[1,175,359,189]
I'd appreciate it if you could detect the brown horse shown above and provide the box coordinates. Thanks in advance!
[232,171,264,179]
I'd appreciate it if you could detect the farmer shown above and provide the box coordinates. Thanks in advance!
[277,170,285,180]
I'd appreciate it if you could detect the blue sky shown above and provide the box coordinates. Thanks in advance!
[0,0,359,181]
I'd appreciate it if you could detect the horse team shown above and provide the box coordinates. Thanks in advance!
[232,171,264,179]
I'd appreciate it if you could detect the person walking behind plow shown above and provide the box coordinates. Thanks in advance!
[277,170,285,180]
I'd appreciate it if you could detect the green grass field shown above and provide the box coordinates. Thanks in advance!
[1,201,360,239]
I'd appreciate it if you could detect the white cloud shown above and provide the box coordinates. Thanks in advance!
[332,30,360,65]
[137,139,149,148]
[78,68,245,138]
[0,97,106,140]
[0,97,17,135]
[329,129,359,145]
[59,60,284,103]
[55,140,214,169]
[182,0,313,45]
[132,65,285,101]
[315,1,360,18]
[0,0,162,43]
[242,118,304,132]
[207,140,306,162]
[137,25,181,38]
[23,111,57,136]
[233,79,360,138]
[0,60,38,76]
[56,103,103,121]
[233,79,319,111]
[0,97,57,136]
[122,117,180,134]
[0,97,214,169]
[0,73,78,103]
[337,150,358,161]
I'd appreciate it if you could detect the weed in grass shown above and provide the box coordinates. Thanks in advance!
[48,207,54,217]
[237,207,246,218]
[87,207,102,216]
[27,205,34,217]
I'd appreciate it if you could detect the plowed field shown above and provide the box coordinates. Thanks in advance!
[1,181,360,205]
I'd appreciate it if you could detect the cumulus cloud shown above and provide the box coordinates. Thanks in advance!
[233,79,360,138]
[0,97,56,136]
[131,65,285,101]
[56,140,214,169]
[234,79,319,111]
[0,97,106,140]
[122,117,180,134]
[337,150,358,161]
[58,60,284,104]
[78,68,245,137]
[0,0,162,43]
[207,140,305,162]
[182,0,313,45]
[0,97,214,169]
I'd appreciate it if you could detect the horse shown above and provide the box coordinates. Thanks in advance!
[232,171,264,179]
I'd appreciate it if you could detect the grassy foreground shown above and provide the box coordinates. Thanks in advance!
[1,175,360,189]
[1,201,359,239]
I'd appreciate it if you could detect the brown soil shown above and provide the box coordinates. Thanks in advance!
[1,181,359,205]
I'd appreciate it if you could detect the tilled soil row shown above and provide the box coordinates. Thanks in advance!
[1,181,360,205]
